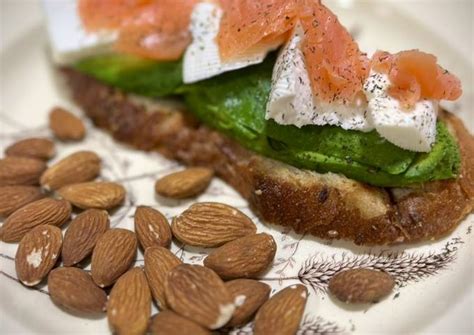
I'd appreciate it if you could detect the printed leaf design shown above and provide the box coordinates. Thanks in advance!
[298,238,463,293]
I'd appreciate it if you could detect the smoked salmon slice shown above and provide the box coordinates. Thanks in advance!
[299,1,369,103]
[217,0,299,60]
[372,50,462,107]
[217,0,369,103]
[79,0,153,31]
[79,0,198,60]
[78,0,461,106]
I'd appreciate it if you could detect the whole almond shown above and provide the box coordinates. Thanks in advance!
[15,225,62,286]
[0,156,46,186]
[5,137,55,160]
[225,279,271,327]
[58,181,125,210]
[149,311,211,335]
[134,206,171,250]
[108,267,151,335]
[48,267,107,314]
[40,151,101,190]
[155,167,213,199]
[328,269,395,304]
[49,107,86,141]
[91,228,137,287]
[254,284,308,335]
[165,264,235,329]
[171,202,256,247]
[144,246,182,309]
[0,185,44,217]
[203,233,276,279]
[62,209,110,266]
[0,198,71,243]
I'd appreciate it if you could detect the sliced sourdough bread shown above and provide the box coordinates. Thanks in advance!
[62,68,474,245]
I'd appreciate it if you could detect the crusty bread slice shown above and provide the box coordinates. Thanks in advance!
[62,68,474,245]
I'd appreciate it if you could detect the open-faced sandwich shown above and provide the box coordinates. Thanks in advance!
[49,0,473,245]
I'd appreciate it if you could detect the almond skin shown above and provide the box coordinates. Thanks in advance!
[58,181,125,210]
[155,167,214,199]
[5,137,55,160]
[91,228,137,287]
[40,151,101,191]
[254,284,308,335]
[165,264,235,329]
[0,185,44,217]
[48,267,107,315]
[328,268,395,304]
[62,209,109,266]
[15,225,63,286]
[0,156,46,186]
[107,267,151,335]
[134,206,171,250]
[0,198,71,243]
[149,311,211,335]
[203,233,276,279]
[144,246,182,309]
[225,279,271,327]
[49,107,86,141]
[171,202,256,247]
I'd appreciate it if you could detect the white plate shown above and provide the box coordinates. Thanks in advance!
[1,1,473,334]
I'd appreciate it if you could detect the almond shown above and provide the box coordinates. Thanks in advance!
[328,268,395,304]
[62,209,109,266]
[254,284,308,335]
[49,107,86,141]
[40,151,101,190]
[134,206,171,250]
[155,167,214,199]
[0,198,71,243]
[203,233,276,279]
[48,267,107,314]
[91,228,137,287]
[225,279,271,327]
[58,181,125,210]
[149,310,211,335]
[107,267,151,335]
[15,225,62,286]
[144,246,182,309]
[0,185,44,217]
[165,264,235,329]
[5,137,55,160]
[171,202,256,247]
[0,156,46,186]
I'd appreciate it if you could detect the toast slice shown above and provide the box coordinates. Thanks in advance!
[62,68,474,245]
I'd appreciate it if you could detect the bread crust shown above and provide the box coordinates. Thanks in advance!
[62,68,474,245]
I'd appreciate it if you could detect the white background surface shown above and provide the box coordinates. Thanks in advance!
[0,1,473,334]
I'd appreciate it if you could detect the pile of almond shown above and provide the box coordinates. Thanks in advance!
[0,107,395,334]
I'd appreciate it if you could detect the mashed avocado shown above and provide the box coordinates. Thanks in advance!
[75,54,460,187]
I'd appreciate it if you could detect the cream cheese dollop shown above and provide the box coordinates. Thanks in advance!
[266,28,438,152]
